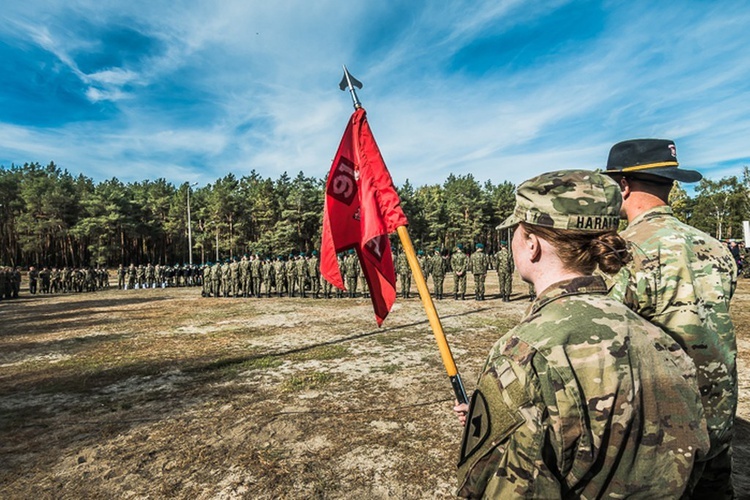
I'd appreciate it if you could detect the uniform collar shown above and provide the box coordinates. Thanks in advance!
[627,204,673,227]
[528,275,608,316]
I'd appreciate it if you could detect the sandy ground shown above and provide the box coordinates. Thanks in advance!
[0,274,748,499]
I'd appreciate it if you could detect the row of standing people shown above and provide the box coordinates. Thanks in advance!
[27,266,109,294]
[198,247,534,302]
[0,266,21,300]
[116,263,202,290]
[200,250,383,299]
[395,243,535,302]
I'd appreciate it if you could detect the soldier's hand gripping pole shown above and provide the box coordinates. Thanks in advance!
[396,225,468,404]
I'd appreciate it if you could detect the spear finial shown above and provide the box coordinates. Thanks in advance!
[339,65,363,109]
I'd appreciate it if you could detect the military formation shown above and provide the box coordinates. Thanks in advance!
[3,243,539,302]
[0,266,21,300]
[1,265,110,299]
[200,252,324,298]
[6,238,745,304]
[199,246,529,301]
[396,244,523,301]
[117,263,202,290]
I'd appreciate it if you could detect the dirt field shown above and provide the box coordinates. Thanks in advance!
[1,274,748,499]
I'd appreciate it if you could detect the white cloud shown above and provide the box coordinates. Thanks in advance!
[1,0,750,190]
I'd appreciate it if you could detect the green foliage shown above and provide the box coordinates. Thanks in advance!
[691,176,748,240]
[1,160,748,267]
[444,173,487,247]
[669,183,692,224]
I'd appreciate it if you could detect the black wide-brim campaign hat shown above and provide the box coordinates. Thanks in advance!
[605,138,702,183]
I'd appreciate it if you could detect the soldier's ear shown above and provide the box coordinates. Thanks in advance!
[528,233,542,262]
[618,176,631,199]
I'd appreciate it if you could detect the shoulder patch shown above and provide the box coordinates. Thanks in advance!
[457,367,528,493]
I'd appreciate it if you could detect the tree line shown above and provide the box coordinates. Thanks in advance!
[1,162,748,268]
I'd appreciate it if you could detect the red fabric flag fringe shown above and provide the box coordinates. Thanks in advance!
[320,108,408,326]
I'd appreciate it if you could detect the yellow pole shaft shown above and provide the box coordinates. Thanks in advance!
[396,225,458,377]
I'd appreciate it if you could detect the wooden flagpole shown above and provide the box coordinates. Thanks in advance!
[396,226,468,404]
[338,65,468,404]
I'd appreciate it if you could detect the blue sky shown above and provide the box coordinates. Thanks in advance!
[1,0,749,190]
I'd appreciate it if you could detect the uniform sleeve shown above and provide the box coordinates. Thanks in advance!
[457,354,562,498]
[607,253,656,318]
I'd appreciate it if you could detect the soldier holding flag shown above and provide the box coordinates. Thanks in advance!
[454,170,708,498]
[324,65,469,421]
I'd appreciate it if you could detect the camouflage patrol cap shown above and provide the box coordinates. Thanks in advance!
[497,170,621,231]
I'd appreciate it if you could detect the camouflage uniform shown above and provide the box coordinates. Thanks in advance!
[261,258,273,297]
[10,268,20,297]
[286,256,298,297]
[156,264,165,287]
[39,267,51,293]
[62,267,72,292]
[469,245,489,300]
[322,277,334,298]
[600,139,739,497]
[417,250,430,282]
[86,267,96,292]
[396,251,411,299]
[229,258,240,297]
[202,264,211,296]
[51,268,61,293]
[609,206,738,495]
[210,262,221,297]
[307,252,320,298]
[146,263,155,288]
[250,255,262,298]
[343,251,359,298]
[28,267,38,294]
[429,249,448,299]
[296,255,308,298]
[335,254,345,298]
[135,265,145,289]
[461,169,710,498]
[220,261,230,297]
[358,260,369,298]
[494,245,513,301]
[0,267,7,299]
[450,247,467,300]
[165,265,175,287]
[273,257,285,297]
[457,276,709,498]
[239,256,250,297]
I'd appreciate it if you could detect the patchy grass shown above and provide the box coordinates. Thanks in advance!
[372,363,402,374]
[287,344,349,362]
[281,371,335,392]
[0,273,747,498]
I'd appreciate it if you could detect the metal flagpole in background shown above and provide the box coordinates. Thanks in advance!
[339,66,468,405]
[187,181,198,266]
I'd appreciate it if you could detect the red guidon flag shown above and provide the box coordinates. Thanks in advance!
[321,107,408,326]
